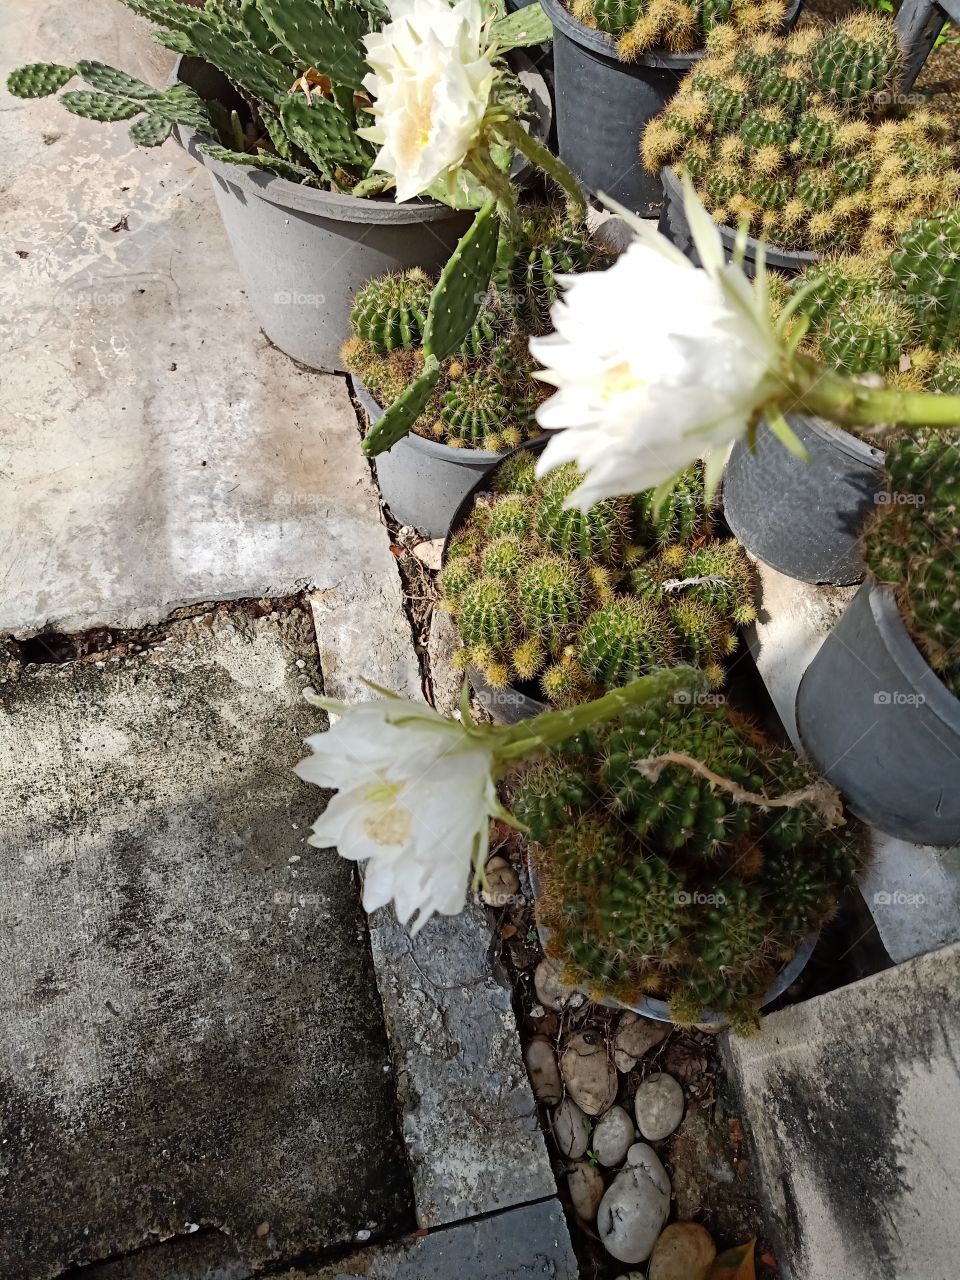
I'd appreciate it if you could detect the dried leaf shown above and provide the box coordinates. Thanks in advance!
[710,1238,756,1280]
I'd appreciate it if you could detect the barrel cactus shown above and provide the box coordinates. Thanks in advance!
[536,464,632,565]
[577,599,678,688]
[810,13,903,108]
[350,270,432,355]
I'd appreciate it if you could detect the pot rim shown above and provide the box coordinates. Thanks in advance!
[542,0,802,69]
[527,851,818,1026]
[864,580,960,734]
[797,416,886,469]
[661,165,821,266]
[354,377,507,464]
[172,53,548,224]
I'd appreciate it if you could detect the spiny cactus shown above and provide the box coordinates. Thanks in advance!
[536,464,631,565]
[810,12,903,108]
[818,292,916,376]
[481,536,530,582]
[493,449,539,497]
[457,578,516,656]
[517,557,590,651]
[440,370,512,449]
[890,211,960,353]
[577,599,678,688]
[671,540,758,626]
[505,207,597,334]
[517,697,867,1024]
[350,270,432,355]
[633,464,710,547]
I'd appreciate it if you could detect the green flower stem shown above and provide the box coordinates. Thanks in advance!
[488,666,704,769]
[787,358,960,431]
[465,148,518,229]
[493,118,587,225]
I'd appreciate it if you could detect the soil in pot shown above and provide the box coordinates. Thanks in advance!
[543,0,801,216]
[722,417,886,586]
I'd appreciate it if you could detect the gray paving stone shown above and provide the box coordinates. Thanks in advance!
[0,607,413,1278]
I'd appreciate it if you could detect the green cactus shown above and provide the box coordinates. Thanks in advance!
[440,370,511,447]
[350,270,432,355]
[512,759,594,844]
[457,578,517,655]
[487,493,535,540]
[633,466,709,548]
[259,0,369,90]
[508,207,595,333]
[792,255,883,326]
[703,81,752,133]
[741,107,793,150]
[438,557,476,607]
[493,449,539,497]
[794,168,838,213]
[930,350,960,394]
[480,536,530,582]
[536,464,631,565]
[818,292,916,375]
[592,0,645,35]
[362,357,442,456]
[756,66,809,115]
[701,0,734,33]
[280,94,372,174]
[834,155,873,193]
[7,63,77,97]
[669,598,733,675]
[59,91,144,122]
[674,540,757,626]
[416,200,502,370]
[790,108,838,164]
[577,599,677,688]
[517,556,589,650]
[810,12,902,107]
[890,211,960,353]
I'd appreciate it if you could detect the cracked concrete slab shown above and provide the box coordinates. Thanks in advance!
[1,0,398,640]
[0,605,413,1278]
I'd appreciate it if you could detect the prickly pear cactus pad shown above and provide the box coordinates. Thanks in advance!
[862,431,960,700]
[439,453,759,703]
[642,12,960,256]
[513,697,867,1029]
[568,0,788,60]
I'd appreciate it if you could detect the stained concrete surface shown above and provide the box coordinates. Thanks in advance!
[0,605,413,1279]
[725,940,960,1280]
[1,0,406,644]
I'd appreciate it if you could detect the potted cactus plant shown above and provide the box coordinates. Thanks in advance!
[343,204,603,534]
[439,445,757,720]
[796,429,960,848]
[540,0,801,216]
[7,0,553,372]
[646,13,960,272]
[513,692,866,1029]
[723,209,960,585]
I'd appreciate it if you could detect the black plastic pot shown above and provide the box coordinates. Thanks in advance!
[543,0,801,217]
[796,582,960,847]
[659,165,818,277]
[355,379,506,538]
[723,417,886,586]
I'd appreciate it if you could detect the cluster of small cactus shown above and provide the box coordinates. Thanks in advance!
[771,209,960,388]
[440,452,758,700]
[7,0,542,201]
[570,0,788,60]
[343,267,548,452]
[862,432,960,699]
[642,13,960,254]
[497,205,605,333]
[513,696,866,1027]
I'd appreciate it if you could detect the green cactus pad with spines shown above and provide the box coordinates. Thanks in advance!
[362,356,441,456]
[129,113,174,146]
[59,92,145,122]
[536,464,631,565]
[811,12,902,107]
[74,60,156,99]
[7,63,77,98]
[577,599,677,688]
[890,211,960,352]
[258,0,368,90]
[423,201,501,363]
[187,19,289,105]
[517,556,589,649]
[457,578,516,654]
[198,143,314,181]
[280,95,372,171]
[241,0,282,56]
[489,3,555,50]
[350,271,432,355]
[118,0,206,32]
[819,292,915,375]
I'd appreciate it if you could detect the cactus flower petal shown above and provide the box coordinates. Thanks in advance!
[359,0,495,202]
[529,180,783,508]
[295,695,498,932]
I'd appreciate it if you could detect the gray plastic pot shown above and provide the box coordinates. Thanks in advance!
[659,164,818,277]
[543,0,801,217]
[723,417,886,586]
[796,581,960,846]
[172,54,552,372]
[528,855,817,1026]
[355,379,505,538]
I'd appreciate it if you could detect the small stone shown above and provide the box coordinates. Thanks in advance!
[552,1096,591,1159]
[524,1036,562,1105]
[591,1104,635,1167]
[634,1072,685,1142]
[648,1222,717,1280]
[481,855,520,907]
[597,1143,670,1264]
[614,1011,670,1073]
[567,1160,605,1222]
[534,958,577,1011]
[412,538,444,571]
[560,1032,618,1116]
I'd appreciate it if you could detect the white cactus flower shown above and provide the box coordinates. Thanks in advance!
[530,178,787,509]
[359,0,495,203]
[295,692,499,932]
